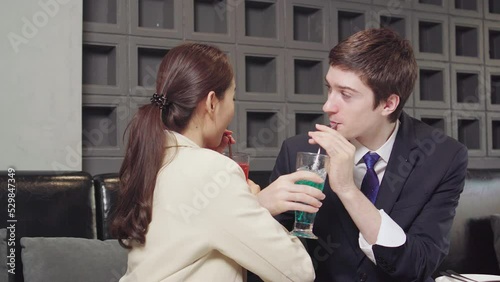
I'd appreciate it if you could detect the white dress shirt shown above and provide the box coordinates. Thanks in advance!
[351,121,407,265]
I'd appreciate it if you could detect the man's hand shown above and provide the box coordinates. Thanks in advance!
[308,124,357,195]
[309,124,381,244]
[257,170,326,216]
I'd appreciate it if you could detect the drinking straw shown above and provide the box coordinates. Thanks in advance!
[312,147,321,171]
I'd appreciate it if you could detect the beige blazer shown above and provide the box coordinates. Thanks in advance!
[120,131,314,282]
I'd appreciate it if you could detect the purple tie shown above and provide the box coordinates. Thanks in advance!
[361,152,380,204]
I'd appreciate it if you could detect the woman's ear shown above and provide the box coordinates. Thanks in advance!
[205,91,218,113]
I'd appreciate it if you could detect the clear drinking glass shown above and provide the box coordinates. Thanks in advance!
[289,151,329,239]
[226,152,250,180]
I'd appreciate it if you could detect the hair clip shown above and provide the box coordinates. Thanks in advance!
[150,93,172,110]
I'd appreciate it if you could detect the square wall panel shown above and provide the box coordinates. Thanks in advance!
[450,17,483,64]
[330,2,371,47]
[286,49,329,103]
[450,0,483,18]
[414,108,453,137]
[128,37,181,96]
[413,0,448,13]
[452,111,486,157]
[84,0,117,24]
[486,67,500,111]
[184,0,236,43]
[285,0,329,51]
[82,95,129,157]
[451,64,485,111]
[286,103,327,137]
[130,0,183,38]
[139,0,174,29]
[487,112,500,156]
[413,12,449,61]
[414,61,451,109]
[236,46,285,102]
[82,33,127,96]
[83,0,127,33]
[236,0,285,47]
[485,0,500,21]
[378,10,412,41]
[485,21,500,66]
[237,102,286,157]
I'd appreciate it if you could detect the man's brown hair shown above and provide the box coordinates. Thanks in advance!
[329,28,417,122]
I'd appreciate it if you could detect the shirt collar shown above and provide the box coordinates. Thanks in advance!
[352,120,400,165]
[169,130,200,148]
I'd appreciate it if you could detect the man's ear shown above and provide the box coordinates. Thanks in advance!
[205,91,218,113]
[381,94,400,117]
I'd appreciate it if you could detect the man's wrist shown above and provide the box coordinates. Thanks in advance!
[334,183,359,200]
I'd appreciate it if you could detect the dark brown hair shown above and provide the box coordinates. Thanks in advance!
[110,43,233,248]
[329,28,417,122]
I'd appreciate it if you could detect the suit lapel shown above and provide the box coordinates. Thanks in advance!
[375,112,419,213]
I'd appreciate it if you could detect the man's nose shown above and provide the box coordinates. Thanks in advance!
[322,96,338,113]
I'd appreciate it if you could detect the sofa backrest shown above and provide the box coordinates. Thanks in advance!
[0,171,94,282]
[436,169,500,275]
[94,173,120,240]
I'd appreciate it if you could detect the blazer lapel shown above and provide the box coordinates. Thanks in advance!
[375,112,419,213]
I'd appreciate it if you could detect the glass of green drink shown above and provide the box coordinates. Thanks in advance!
[289,151,329,239]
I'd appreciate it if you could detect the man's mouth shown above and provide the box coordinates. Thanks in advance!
[330,122,339,130]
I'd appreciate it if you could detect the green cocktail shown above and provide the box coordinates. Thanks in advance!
[290,150,329,239]
[291,176,327,239]
[294,180,325,225]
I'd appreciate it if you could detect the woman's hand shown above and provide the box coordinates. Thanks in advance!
[213,129,236,153]
[257,171,326,216]
[247,179,261,195]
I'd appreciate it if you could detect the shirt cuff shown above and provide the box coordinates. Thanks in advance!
[358,209,407,264]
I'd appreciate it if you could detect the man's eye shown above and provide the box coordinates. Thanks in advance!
[341,92,351,98]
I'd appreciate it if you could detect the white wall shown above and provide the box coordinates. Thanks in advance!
[0,0,82,171]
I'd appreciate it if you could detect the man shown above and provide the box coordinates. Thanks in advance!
[257,28,468,281]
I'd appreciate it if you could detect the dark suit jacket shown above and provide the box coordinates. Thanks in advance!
[270,112,468,282]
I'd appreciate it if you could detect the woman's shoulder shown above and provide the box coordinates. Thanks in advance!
[168,147,239,176]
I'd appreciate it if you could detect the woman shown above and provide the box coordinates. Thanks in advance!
[110,43,315,282]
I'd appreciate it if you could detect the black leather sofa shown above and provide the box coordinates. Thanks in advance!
[0,171,94,282]
[93,173,120,241]
[434,169,500,276]
[1,169,499,281]
[94,170,500,277]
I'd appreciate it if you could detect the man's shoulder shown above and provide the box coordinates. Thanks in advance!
[283,134,320,153]
[284,134,309,145]
[405,114,466,152]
